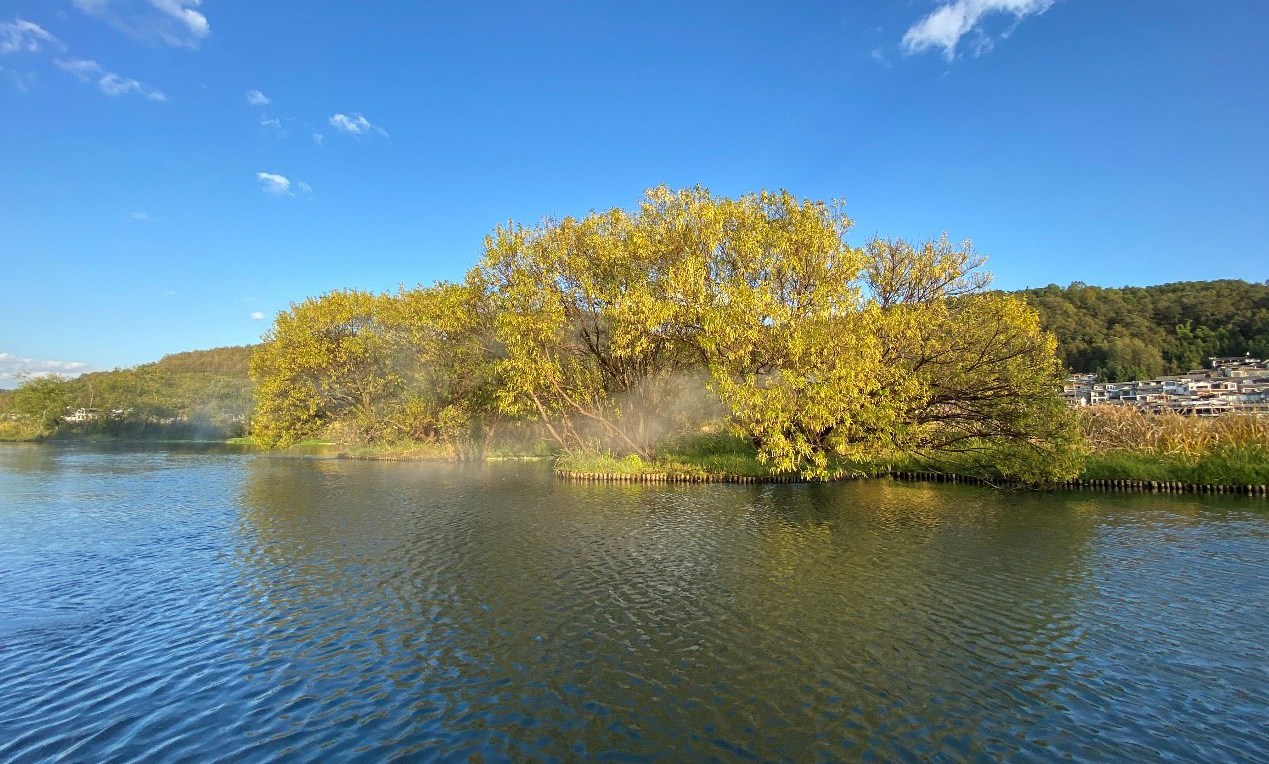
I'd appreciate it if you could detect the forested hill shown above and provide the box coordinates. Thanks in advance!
[147,345,255,378]
[0,344,257,439]
[134,283,1269,385]
[1013,279,1269,380]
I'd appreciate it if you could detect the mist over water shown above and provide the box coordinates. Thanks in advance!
[1,445,1265,762]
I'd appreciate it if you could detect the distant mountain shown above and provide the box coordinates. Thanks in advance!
[1013,279,1269,381]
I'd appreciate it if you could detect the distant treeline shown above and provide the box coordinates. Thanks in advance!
[0,346,254,440]
[1016,280,1269,381]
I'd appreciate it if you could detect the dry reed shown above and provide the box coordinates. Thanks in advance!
[1079,406,1269,463]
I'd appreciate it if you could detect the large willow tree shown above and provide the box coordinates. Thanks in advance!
[476,186,1078,480]
[250,186,1078,482]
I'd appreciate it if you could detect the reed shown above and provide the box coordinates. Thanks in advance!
[1079,406,1269,460]
[1078,406,1269,484]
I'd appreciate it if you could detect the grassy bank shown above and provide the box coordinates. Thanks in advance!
[554,422,1269,489]
[555,436,878,481]
[1077,407,1269,486]
[9,409,1266,490]
[0,422,246,445]
[1080,450,1269,485]
[311,437,557,461]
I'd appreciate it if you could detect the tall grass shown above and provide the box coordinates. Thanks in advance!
[1079,406,1269,484]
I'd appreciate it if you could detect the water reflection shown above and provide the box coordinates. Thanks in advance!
[231,458,1267,762]
[2,445,1264,763]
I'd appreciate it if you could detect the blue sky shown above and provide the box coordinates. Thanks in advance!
[1,1,1266,383]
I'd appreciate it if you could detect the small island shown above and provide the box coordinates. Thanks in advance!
[8,188,1264,491]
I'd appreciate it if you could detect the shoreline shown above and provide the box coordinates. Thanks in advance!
[553,467,1269,496]
[2,438,1264,496]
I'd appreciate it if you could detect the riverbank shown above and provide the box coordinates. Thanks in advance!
[550,435,1269,495]
[1,423,247,444]
[553,468,1269,496]
[5,428,1264,495]
[180,432,1269,494]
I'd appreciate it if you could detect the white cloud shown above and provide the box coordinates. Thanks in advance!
[329,112,388,137]
[73,0,210,48]
[245,88,270,106]
[130,210,149,221]
[256,172,291,195]
[312,132,324,145]
[901,0,1054,60]
[0,19,61,55]
[250,311,266,320]
[260,116,282,129]
[148,0,209,39]
[869,46,891,69]
[2,18,166,100]
[55,57,167,101]
[0,352,92,388]
[54,57,100,77]
[256,172,310,196]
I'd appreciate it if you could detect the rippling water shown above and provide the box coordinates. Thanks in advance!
[1,444,1266,763]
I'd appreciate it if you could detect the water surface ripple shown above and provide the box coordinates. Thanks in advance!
[1,445,1265,762]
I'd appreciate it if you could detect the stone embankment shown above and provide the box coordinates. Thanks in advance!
[554,469,1269,495]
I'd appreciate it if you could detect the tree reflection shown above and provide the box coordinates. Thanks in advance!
[232,458,1209,761]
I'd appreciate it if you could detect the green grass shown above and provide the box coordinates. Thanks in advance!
[555,435,880,479]
[556,434,1269,488]
[332,438,558,461]
[1081,449,1269,486]
[332,439,451,459]
[555,436,773,478]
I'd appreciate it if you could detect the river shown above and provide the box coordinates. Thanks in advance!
[1,444,1265,762]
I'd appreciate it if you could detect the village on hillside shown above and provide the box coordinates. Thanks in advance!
[1063,355,1269,415]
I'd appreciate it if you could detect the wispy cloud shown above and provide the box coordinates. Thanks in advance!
[149,0,209,41]
[73,0,211,48]
[130,210,150,221]
[256,172,311,196]
[256,172,291,195]
[0,18,62,55]
[250,311,266,321]
[329,112,388,137]
[901,0,1054,60]
[0,352,92,387]
[312,132,324,146]
[245,88,270,106]
[55,57,167,101]
[2,17,167,101]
